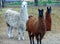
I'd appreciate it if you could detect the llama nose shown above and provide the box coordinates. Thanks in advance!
[24,5,25,7]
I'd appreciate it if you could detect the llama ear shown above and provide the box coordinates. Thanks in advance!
[41,9,44,12]
[38,9,40,11]
[50,6,51,8]
[47,7,48,9]
[50,6,51,9]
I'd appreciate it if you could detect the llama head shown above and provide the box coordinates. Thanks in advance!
[38,9,44,17]
[21,1,27,9]
[47,6,52,14]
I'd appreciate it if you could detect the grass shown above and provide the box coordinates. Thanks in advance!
[0,6,60,32]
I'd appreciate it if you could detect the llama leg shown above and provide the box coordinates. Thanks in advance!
[40,34,41,44]
[41,33,45,40]
[36,35,39,44]
[7,26,13,38]
[20,24,26,40]
[18,28,21,40]
[6,23,13,38]
[28,32,32,44]
[18,28,25,40]
[20,31,25,40]
[30,34,34,44]
[32,35,34,44]
[36,34,41,44]
[28,32,34,44]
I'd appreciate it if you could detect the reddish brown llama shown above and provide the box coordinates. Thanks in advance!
[45,7,52,31]
[26,9,46,44]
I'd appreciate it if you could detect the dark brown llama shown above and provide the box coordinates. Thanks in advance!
[45,6,52,31]
[26,9,46,44]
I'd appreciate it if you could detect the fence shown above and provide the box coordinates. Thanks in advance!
[1,0,60,7]
[39,0,60,6]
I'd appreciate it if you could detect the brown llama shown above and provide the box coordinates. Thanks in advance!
[45,6,52,31]
[26,9,46,44]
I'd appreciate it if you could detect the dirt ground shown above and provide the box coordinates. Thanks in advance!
[0,6,60,44]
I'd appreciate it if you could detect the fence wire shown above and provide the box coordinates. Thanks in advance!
[0,0,60,7]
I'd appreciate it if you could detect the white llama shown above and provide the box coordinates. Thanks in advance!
[5,1,28,40]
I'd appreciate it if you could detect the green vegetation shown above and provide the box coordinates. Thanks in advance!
[5,1,60,6]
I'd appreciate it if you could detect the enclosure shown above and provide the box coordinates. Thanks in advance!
[0,0,60,44]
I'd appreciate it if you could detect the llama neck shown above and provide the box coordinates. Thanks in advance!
[20,7,28,15]
[20,7,28,21]
[38,17,46,32]
[46,12,50,16]
[38,17,44,23]
[38,17,44,26]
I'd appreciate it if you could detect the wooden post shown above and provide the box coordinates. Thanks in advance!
[34,0,38,6]
[0,0,2,11]
[2,0,5,8]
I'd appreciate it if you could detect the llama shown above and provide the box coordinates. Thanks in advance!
[45,6,52,31]
[5,1,28,40]
[26,9,46,44]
